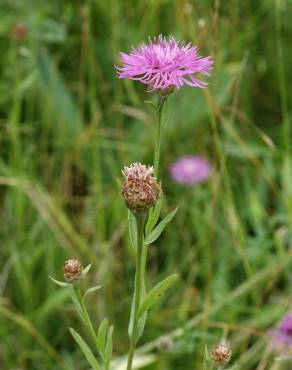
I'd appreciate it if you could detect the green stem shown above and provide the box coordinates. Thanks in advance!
[154,96,167,178]
[73,284,97,345]
[127,212,146,370]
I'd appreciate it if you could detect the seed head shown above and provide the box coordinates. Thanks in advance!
[211,344,232,367]
[121,162,160,213]
[63,258,83,282]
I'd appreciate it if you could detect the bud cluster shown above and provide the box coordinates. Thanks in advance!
[121,162,160,213]
[63,258,83,282]
[211,344,232,367]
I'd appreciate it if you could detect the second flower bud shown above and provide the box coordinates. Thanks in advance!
[121,162,161,213]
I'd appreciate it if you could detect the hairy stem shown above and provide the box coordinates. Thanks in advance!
[127,212,146,370]
[154,96,167,178]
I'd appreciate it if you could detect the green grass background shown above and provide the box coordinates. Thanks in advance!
[0,0,291,369]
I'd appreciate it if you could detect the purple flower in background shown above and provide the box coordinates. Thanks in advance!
[268,313,292,355]
[170,156,211,185]
[116,35,213,92]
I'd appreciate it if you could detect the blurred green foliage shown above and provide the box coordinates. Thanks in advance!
[0,0,291,369]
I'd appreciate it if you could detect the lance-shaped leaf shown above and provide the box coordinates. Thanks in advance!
[203,345,210,370]
[48,276,71,287]
[96,318,110,356]
[69,328,101,370]
[145,196,162,236]
[96,319,114,370]
[144,207,178,245]
[138,274,178,318]
[128,210,137,251]
[81,263,92,277]
[83,286,102,301]
[104,326,114,369]
[128,282,148,340]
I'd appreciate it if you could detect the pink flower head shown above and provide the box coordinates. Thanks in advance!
[116,35,213,92]
[268,313,292,355]
[170,155,211,185]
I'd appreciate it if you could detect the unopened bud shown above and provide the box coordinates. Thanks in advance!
[121,162,160,213]
[211,344,232,367]
[63,258,83,282]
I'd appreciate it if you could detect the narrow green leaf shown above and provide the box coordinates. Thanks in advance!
[128,295,147,340]
[129,243,148,339]
[83,286,102,301]
[81,263,92,277]
[136,311,147,340]
[145,196,162,236]
[96,318,109,356]
[128,279,148,339]
[137,281,147,340]
[69,328,101,370]
[128,210,137,251]
[104,326,114,369]
[203,345,209,370]
[48,275,70,287]
[138,274,178,318]
[128,291,136,338]
[145,207,178,245]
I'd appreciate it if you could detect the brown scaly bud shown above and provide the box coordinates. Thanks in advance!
[63,258,83,282]
[211,344,232,367]
[121,162,160,213]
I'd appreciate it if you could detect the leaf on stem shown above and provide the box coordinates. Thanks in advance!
[145,196,162,236]
[83,286,102,301]
[128,291,136,338]
[48,276,71,287]
[203,345,210,370]
[81,263,92,277]
[144,207,178,245]
[137,282,147,340]
[96,318,110,355]
[128,287,148,340]
[138,274,178,318]
[104,326,114,369]
[69,328,101,370]
[128,210,137,251]
[96,319,114,369]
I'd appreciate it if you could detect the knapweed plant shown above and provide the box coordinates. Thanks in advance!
[51,35,212,370]
[50,259,113,370]
[118,35,212,369]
